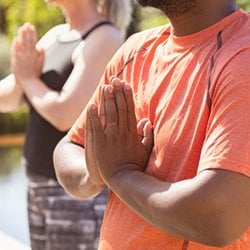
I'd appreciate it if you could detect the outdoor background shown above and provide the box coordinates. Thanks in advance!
[0,0,250,247]
[0,0,250,135]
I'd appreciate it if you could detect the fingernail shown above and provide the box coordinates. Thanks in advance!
[109,75,116,81]
[115,81,120,87]
[107,85,113,94]
[124,84,131,92]
[89,103,97,114]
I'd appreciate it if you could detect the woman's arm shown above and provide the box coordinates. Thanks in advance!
[12,23,123,131]
[0,74,25,112]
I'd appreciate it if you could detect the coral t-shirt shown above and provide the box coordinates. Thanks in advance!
[69,9,250,249]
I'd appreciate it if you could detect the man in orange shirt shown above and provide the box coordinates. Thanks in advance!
[54,0,250,249]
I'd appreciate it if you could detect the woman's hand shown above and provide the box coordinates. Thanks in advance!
[11,23,44,83]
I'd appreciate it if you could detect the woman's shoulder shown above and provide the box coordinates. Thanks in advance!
[79,23,124,51]
[86,22,124,42]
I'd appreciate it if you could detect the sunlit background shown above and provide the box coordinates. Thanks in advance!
[0,0,249,247]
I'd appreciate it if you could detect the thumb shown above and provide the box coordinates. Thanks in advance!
[137,118,154,154]
[37,47,45,63]
[142,120,154,154]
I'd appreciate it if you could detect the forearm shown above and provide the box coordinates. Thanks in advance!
[0,74,25,112]
[53,136,104,199]
[20,77,65,127]
[57,160,104,200]
[106,168,249,247]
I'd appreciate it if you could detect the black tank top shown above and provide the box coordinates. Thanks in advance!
[24,21,111,179]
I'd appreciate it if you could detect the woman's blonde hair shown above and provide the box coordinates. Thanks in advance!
[96,0,132,34]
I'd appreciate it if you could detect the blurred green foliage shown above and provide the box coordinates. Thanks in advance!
[127,4,168,36]
[0,107,27,135]
[0,147,22,175]
[237,0,250,11]
[0,1,249,134]
[0,0,63,135]
[1,0,64,40]
[0,35,10,79]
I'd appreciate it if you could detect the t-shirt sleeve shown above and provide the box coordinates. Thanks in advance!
[68,106,87,146]
[68,88,99,146]
[68,72,106,146]
[198,49,250,177]
[68,27,167,146]
[68,40,129,146]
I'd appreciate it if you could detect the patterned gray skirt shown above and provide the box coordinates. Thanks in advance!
[27,174,108,250]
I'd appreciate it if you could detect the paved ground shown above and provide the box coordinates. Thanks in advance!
[0,231,30,250]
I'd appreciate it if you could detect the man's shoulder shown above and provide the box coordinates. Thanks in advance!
[213,11,250,72]
[124,24,170,51]
[131,24,170,39]
[221,9,250,50]
[102,24,170,81]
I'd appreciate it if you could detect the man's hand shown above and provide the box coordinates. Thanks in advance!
[85,86,105,188]
[86,78,153,184]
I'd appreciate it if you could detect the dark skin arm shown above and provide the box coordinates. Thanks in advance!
[53,134,105,199]
[87,78,250,247]
[53,81,153,199]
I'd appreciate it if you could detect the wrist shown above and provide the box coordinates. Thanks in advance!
[78,171,105,199]
[105,165,142,188]
[18,76,37,86]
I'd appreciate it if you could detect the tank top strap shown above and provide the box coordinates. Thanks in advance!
[81,21,112,40]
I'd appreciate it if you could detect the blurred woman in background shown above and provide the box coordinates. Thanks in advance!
[0,0,132,249]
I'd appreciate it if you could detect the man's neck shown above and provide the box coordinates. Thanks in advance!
[168,1,237,36]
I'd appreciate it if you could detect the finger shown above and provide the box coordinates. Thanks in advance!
[104,85,118,131]
[25,23,36,51]
[111,78,128,132]
[20,24,29,51]
[141,120,154,154]
[16,25,29,52]
[99,85,106,128]
[30,23,37,42]
[19,23,34,51]
[137,118,149,138]
[10,37,22,67]
[109,75,117,82]
[10,37,18,57]
[17,25,24,41]
[123,83,137,132]
[28,24,37,50]
[85,104,94,148]
[37,48,45,67]
[88,103,104,141]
